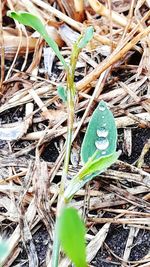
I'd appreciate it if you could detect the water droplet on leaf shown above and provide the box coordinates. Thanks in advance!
[99,105,105,111]
[97,128,108,138]
[95,138,109,150]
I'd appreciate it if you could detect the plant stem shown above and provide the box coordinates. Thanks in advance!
[59,42,80,194]
[51,44,80,267]
[60,74,75,193]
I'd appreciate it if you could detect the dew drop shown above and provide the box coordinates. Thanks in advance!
[99,105,105,111]
[97,128,108,138]
[95,138,109,150]
[102,151,106,155]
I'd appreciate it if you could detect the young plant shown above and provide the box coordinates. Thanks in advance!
[8,11,119,267]
[57,101,119,266]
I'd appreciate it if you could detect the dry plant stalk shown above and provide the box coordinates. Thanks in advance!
[88,0,129,27]
[74,0,84,13]
[77,25,150,91]
[29,0,112,45]
[89,217,150,225]
[73,0,84,21]
[0,0,5,86]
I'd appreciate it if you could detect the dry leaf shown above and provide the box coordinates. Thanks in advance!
[42,109,67,126]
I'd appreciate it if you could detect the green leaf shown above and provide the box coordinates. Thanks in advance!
[64,151,120,200]
[79,151,120,180]
[64,100,119,200]
[57,86,67,102]
[0,238,8,261]
[7,11,68,70]
[78,26,94,49]
[58,207,87,267]
[81,100,117,164]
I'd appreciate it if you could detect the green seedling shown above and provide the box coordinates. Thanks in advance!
[7,11,119,267]
[58,207,87,267]
[78,26,94,49]
[7,9,94,192]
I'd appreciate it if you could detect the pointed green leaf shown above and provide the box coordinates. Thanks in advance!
[78,26,94,49]
[58,207,87,267]
[64,151,120,200]
[79,151,120,180]
[81,100,117,164]
[0,238,8,261]
[57,86,67,102]
[7,11,68,70]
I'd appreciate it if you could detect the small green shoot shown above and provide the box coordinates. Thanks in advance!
[7,11,68,70]
[58,207,87,267]
[57,86,67,103]
[7,10,95,267]
[78,26,94,49]
[64,151,120,200]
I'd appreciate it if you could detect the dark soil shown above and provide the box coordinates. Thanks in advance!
[93,127,150,266]
[119,128,150,165]
[12,225,49,266]
[1,22,150,267]
[3,125,148,267]
[94,227,150,266]
[0,65,149,266]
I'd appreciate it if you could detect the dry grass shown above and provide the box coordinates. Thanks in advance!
[0,0,150,266]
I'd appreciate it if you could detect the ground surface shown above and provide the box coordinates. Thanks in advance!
[0,1,150,267]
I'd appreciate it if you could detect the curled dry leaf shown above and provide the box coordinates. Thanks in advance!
[0,121,30,141]
[59,24,79,47]
[0,196,18,221]
[60,0,84,21]
[2,27,37,59]
[45,25,64,47]
[42,109,67,126]
[2,26,63,59]
[43,47,55,76]
[88,0,129,27]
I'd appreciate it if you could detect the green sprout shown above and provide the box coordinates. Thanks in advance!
[7,11,119,267]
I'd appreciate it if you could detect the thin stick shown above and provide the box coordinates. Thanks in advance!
[73,0,84,13]
[88,0,129,27]
[74,69,110,144]
[76,25,150,91]
[5,0,23,81]
[31,0,111,45]
[88,217,150,224]
[51,40,83,267]
[0,0,5,86]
